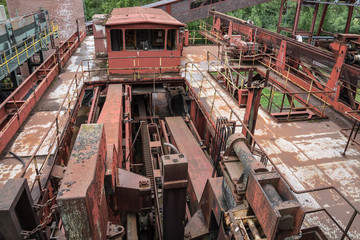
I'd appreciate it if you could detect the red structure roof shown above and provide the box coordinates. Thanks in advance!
[106,7,185,26]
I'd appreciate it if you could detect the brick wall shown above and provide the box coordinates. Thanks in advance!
[6,0,85,40]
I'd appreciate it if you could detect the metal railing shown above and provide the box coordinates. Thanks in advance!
[207,51,247,97]
[19,54,359,239]
[220,48,335,119]
[198,20,224,44]
[184,57,271,165]
[21,57,83,192]
[187,30,213,45]
[0,22,59,79]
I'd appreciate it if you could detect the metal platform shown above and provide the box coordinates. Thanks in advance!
[181,46,360,239]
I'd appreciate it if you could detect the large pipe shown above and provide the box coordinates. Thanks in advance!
[226,134,296,232]
[225,133,257,186]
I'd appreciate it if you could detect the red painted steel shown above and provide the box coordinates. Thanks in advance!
[105,7,185,74]
[124,85,132,170]
[0,31,86,155]
[93,14,108,57]
[97,84,123,191]
[106,7,184,27]
[207,11,360,121]
[246,172,305,240]
[57,124,108,239]
[165,116,213,215]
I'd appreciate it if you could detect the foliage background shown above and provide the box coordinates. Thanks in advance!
[0,0,359,34]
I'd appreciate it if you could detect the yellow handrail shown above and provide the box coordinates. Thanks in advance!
[0,23,59,70]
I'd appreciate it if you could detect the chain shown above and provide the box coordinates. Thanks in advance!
[22,204,58,239]
[33,192,57,210]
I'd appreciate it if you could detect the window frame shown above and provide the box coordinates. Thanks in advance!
[124,28,166,51]
[110,29,124,51]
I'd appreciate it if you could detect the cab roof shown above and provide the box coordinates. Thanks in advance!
[106,7,185,27]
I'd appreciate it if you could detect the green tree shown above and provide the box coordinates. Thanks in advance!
[83,0,360,35]
[0,0,8,17]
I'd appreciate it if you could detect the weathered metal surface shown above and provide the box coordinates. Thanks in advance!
[165,116,213,215]
[0,36,94,201]
[105,7,184,74]
[181,45,360,238]
[246,172,304,240]
[57,124,108,240]
[209,11,360,123]
[115,168,152,213]
[162,153,188,240]
[92,14,108,57]
[124,85,132,170]
[199,177,227,230]
[0,111,66,190]
[184,210,210,239]
[106,7,185,26]
[127,213,138,240]
[255,111,360,239]
[0,178,40,240]
[0,30,86,155]
[97,84,123,193]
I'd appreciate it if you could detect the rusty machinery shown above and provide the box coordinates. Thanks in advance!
[201,10,360,124]
[183,133,305,240]
[1,4,356,240]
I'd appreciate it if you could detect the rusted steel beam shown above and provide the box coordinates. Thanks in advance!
[0,31,86,155]
[87,86,100,123]
[208,10,360,122]
[209,10,335,67]
[97,84,123,193]
[124,85,132,171]
[57,124,108,240]
[162,154,188,240]
[165,116,212,215]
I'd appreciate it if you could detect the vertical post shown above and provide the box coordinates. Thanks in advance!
[207,51,210,72]
[162,154,188,240]
[292,0,302,36]
[344,6,354,34]
[277,0,286,33]
[133,57,136,81]
[76,20,81,47]
[242,70,267,144]
[316,4,329,36]
[287,94,294,120]
[88,61,90,80]
[308,3,319,44]
[343,120,358,155]
[56,47,62,72]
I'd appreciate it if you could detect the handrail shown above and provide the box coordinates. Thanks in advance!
[19,55,358,239]
[0,22,59,71]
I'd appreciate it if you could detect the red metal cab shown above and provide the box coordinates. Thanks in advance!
[105,7,185,74]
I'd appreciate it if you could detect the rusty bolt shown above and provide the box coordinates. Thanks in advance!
[139,180,149,188]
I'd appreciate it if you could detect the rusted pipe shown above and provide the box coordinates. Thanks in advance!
[225,133,256,186]
[163,142,179,154]
[245,219,261,240]
[263,184,282,205]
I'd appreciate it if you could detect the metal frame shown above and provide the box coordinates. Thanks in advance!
[0,30,86,155]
